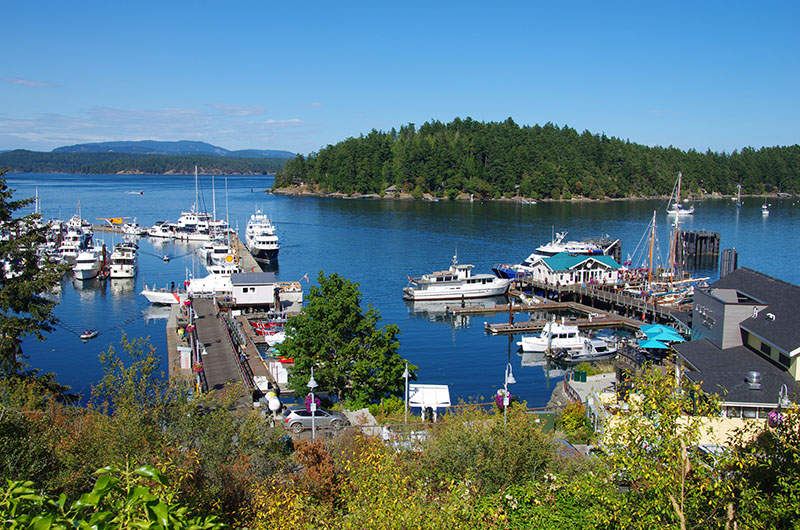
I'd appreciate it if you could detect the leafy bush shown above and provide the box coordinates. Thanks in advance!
[420,404,554,493]
[0,464,226,529]
[556,403,593,443]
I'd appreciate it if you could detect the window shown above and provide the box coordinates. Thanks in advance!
[779,353,790,367]
[760,342,772,356]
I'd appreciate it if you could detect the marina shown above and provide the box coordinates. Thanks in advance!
[7,171,800,408]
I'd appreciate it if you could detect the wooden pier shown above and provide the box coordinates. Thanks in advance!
[513,277,679,323]
[192,298,242,391]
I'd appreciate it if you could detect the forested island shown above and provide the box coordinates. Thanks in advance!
[0,150,288,175]
[274,117,800,200]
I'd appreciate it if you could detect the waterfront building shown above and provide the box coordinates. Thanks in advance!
[229,272,303,313]
[524,252,621,287]
[673,267,799,419]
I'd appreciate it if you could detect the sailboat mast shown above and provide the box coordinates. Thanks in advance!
[194,165,199,213]
[676,172,682,205]
[669,216,680,285]
[212,174,216,228]
[647,211,656,286]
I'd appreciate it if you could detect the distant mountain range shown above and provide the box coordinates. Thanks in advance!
[53,140,297,159]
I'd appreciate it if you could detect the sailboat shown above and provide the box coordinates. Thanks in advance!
[762,196,770,216]
[733,184,742,208]
[666,172,695,216]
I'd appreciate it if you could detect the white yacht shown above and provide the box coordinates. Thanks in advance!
[493,231,619,279]
[403,254,511,301]
[245,210,280,262]
[535,231,607,256]
[666,172,695,216]
[147,221,177,239]
[516,320,616,359]
[141,284,185,305]
[108,243,137,279]
[73,246,105,280]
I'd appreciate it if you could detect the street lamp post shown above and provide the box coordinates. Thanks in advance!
[504,362,516,425]
[308,367,318,440]
[402,362,410,426]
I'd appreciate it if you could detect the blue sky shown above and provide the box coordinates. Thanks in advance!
[2,1,798,155]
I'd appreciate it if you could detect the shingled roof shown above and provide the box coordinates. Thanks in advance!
[709,268,800,355]
[675,338,799,405]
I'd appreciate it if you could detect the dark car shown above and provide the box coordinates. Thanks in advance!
[282,405,350,434]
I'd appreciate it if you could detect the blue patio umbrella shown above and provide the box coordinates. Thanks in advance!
[638,339,669,349]
[640,324,679,335]
[645,330,685,342]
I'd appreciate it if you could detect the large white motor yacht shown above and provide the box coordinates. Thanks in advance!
[403,254,511,301]
[245,210,280,262]
[109,243,137,279]
[73,246,105,280]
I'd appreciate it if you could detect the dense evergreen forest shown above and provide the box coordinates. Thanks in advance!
[275,118,800,199]
[0,150,287,175]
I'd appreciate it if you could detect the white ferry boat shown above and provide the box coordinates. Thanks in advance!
[403,254,511,301]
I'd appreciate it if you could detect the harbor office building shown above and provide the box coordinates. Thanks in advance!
[525,253,621,286]
[229,272,304,314]
[673,268,799,419]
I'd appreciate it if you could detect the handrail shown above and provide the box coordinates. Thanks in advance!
[219,310,256,391]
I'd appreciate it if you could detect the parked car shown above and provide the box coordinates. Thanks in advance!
[282,405,350,434]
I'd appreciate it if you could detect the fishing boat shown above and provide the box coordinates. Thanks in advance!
[516,320,616,358]
[403,254,511,301]
[666,172,695,215]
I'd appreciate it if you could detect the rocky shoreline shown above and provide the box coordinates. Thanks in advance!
[269,185,788,203]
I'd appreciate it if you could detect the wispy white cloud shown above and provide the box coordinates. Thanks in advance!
[2,77,57,88]
[265,118,304,127]
[0,106,312,151]
[310,102,323,108]
[207,103,266,117]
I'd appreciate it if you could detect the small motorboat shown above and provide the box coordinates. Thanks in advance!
[80,330,98,341]
[162,255,171,262]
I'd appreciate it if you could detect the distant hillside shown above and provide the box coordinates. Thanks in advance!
[0,150,288,175]
[275,117,800,199]
[53,140,296,159]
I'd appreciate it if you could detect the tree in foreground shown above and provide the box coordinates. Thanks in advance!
[279,271,413,407]
[0,170,64,376]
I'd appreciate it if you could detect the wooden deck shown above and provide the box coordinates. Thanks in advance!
[193,298,242,391]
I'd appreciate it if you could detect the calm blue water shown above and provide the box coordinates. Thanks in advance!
[7,173,800,407]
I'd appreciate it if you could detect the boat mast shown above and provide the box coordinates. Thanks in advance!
[212,173,216,234]
[676,172,682,207]
[194,165,199,214]
[647,210,656,286]
[669,215,680,286]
